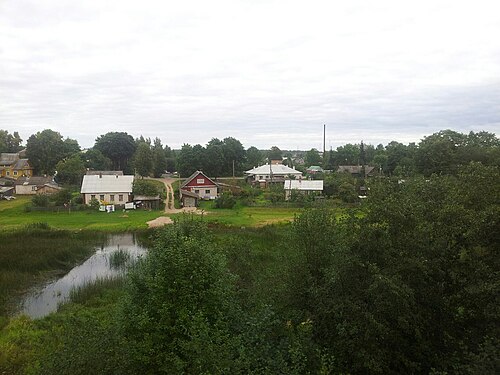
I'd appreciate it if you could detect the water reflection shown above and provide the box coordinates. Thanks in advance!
[19,233,147,319]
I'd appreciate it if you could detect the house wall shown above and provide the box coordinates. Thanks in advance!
[83,192,131,205]
[182,196,197,207]
[37,186,61,195]
[0,167,32,179]
[187,186,217,200]
[15,185,38,195]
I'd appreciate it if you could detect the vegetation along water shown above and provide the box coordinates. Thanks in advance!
[0,162,498,374]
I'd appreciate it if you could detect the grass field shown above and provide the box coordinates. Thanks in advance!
[0,197,164,231]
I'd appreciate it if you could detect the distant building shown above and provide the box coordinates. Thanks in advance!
[306,165,324,175]
[245,164,302,187]
[337,165,376,178]
[284,179,324,200]
[180,171,219,200]
[0,152,33,179]
[80,174,134,205]
[86,170,124,176]
[15,176,61,195]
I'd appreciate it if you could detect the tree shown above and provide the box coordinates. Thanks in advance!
[246,146,264,169]
[82,148,112,171]
[132,142,153,177]
[204,139,225,177]
[334,143,359,165]
[26,129,80,175]
[94,132,136,172]
[0,130,22,153]
[221,137,246,176]
[151,138,167,177]
[120,220,238,373]
[267,146,282,161]
[304,148,321,167]
[55,154,85,185]
[132,179,160,196]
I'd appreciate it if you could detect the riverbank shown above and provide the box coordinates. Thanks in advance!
[0,226,153,319]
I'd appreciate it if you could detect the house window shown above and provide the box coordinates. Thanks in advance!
[13,171,17,176]
[205,189,210,194]
[197,178,204,184]
[100,194,105,201]
[194,189,200,194]
[119,194,123,201]
[32,186,37,191]
[91,194,96,199]
[110,194,115,202]
[6,171,9,176]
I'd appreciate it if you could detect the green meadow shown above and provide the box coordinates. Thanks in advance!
[0,197,163,231]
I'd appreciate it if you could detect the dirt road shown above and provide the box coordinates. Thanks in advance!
[145,177,201,227]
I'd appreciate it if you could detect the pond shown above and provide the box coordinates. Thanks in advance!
[18,233,147,319]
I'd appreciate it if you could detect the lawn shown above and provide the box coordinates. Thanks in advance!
[0,197,165,232]
[169,201,353,227]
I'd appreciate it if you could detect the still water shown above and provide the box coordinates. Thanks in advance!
[19,233,147,319]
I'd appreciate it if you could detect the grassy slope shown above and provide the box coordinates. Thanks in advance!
[0,197,164,231]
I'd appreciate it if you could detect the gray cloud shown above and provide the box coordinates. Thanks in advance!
[1,0,499,150]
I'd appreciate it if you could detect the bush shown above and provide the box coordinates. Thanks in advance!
[52,189,73,206]
[215,193,236,209]
[132,179,160,197]
[31,194,49,207]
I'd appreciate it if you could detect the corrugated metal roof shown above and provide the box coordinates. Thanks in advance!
[80,175,134,194]
[245,164,302,176]
[284,180,324,191]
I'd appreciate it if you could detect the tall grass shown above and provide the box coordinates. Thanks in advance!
[108,249,131,269]
[0,227,106,316]
[67,276,126,306]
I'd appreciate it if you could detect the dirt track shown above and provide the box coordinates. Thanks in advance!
[145,177,203,228]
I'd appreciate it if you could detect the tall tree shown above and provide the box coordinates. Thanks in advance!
[26,129,80,175]
[267,146,282,161]
[151,138,167,177]
[82,148,112,171]
[0,130,23,153]
[304,148,322,167]
[221,137,245,176]
[94,132,136,172]
[55,154,86,185]
[133,142,153,177]
[242,147,261,170]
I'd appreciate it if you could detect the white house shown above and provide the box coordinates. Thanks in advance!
[80,174,134,205]
[284,179,324,200]
[245,164,302,187]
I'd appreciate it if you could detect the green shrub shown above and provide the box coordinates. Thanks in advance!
[214,192,236,209]
[31,194,50,207]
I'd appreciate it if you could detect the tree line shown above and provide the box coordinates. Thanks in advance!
[1,128,498,186]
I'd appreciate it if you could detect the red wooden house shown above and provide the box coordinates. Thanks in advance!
[180,171,219,200]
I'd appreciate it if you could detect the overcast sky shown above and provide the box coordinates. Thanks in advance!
[1,0,499,150]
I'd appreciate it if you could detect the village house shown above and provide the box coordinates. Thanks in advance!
[0,152,33,179]
[284,179,324,200]
[80,174,134,205]
[180,171,219,200]
[245,164,302,187]
[337,165,377,178]
[14,176,61,195]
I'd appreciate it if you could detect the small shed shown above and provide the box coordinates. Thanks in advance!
[133,195,162,210]
[0,186,14,199]
[180,189,199,207]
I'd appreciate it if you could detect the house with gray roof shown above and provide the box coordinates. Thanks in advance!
[15,176,61,195]
[284,179,324,200]
[245,164,302,187]
[80,174,134,205]
[0,152,33,179]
